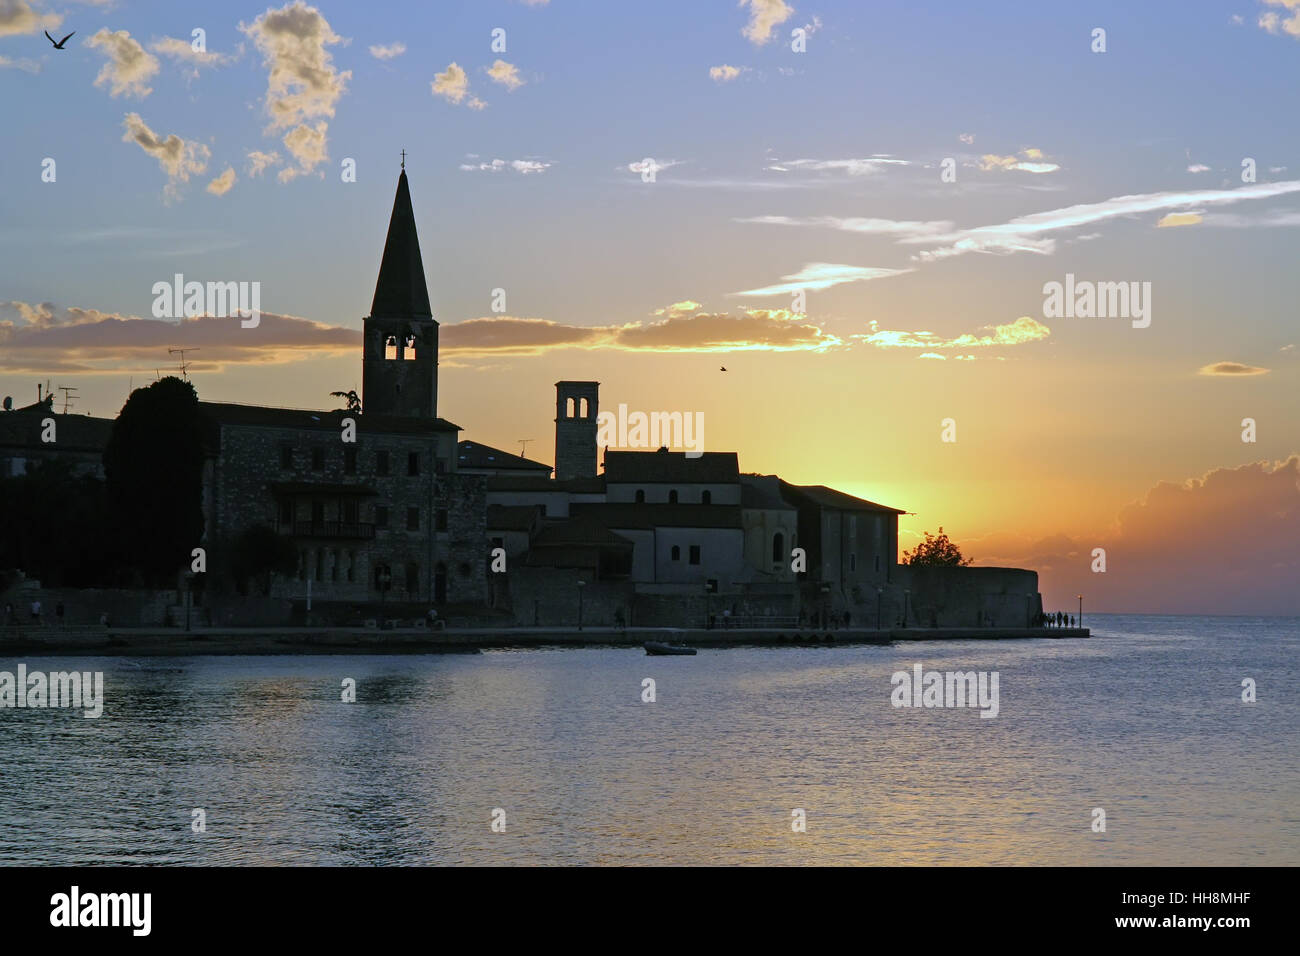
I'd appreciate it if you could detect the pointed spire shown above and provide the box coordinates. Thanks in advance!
[370,168,432,319]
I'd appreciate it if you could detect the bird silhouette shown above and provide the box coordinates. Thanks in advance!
[45,30,75,49]
[719,366,728,371]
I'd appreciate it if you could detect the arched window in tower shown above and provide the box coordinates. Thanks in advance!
[579,397,588,418]
[566,397,576,418]
[668,489,678,504]
[403,334,417,360]
[635,489,645,503]
[772,532,784,564]
[702,490,712,505]
[385,335,398,360]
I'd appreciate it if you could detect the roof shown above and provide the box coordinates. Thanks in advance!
[459,440,551,474]
[486,474,606,493]
[0,401,115,452]
[269,481,378,497]
[570,502,743,530]
[370,169,434,320]
[199,402,460,435]
[740,474,795,510]
[603,449,739,484]
[778,479,905,514]
[487,504,543,531]
[530,517,633,549]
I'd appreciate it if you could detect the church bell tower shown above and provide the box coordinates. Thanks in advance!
[362,165,439,418]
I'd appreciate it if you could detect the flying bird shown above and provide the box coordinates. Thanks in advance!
[719,366,728,372]
[45,30,75,50]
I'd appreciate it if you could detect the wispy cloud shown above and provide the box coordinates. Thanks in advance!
[853,315,1051,352]
[1258,0,1300,38]
[432,62,486,109]
[740,0,794,45]
[732,262,912,297]
[486,58,524,90]
[459,158,550,174]
[149,36,237,77]
[1157,211,1203,227]
[369,41,405,60]
[87,28,159,98]
[120,113,210,200]
[1197,361,1270,376]
[767,157,910,176]
[0,0,60,38]
[709,64,746,82]
[979,147,1059,174]
[206,166,236,196]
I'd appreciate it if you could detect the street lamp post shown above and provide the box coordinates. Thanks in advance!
[1077,594,1083,629]
[902,588,910,629]
[577,579,586,631]
[876,586,883,630]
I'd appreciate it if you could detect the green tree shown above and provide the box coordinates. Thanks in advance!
[329,389,362,414]
[901,526,973,567]
[103,376,209,584]
[229,524,298,595]
[0,458,115,587]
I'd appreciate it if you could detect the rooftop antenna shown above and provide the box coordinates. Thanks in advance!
[57,386,78,415]
[168,347,199,380]
[518,439,534,458]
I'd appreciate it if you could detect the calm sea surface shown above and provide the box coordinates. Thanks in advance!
[2,614,1297,865]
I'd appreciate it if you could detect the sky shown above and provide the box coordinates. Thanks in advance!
[1,0,1298,614]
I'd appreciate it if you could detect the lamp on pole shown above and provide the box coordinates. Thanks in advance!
[819,583,831,628]
[577,579,586,631]
[1077,594,1083,629]
[902,588,910,629]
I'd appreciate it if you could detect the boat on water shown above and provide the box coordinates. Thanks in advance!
[643,641,697,656]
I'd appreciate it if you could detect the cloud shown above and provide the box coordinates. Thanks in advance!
[440,307,841,356]
[0,300,358,373]
[958,133,975,145]
[1187,163,1211,173]
[854,315,1050,351]
[432,62,486,108]
[732,262,912,297]
[979,148,1060,174]
[1258,0,1300,37]
[87,29,160,98]
[149,36,236,76]
[240,2,350,179]
[651,301,702,317]
[736,214,952,238]
[120,113,210,199]
[486,58,524,90]
[768,157,910,175]
[459,158,550,174]
[1197,361,1270,376]
[908,179,1300,260]
[709,64,745,82]
[0,0,60,38]
[626,158,682,177]
[972,457,1300,614]
[246,150,280,177]
[206,166,236,196]
[369,41,405,60]
[1156,211,1203,227]
[0,54,40,72]
[740,0,794,45]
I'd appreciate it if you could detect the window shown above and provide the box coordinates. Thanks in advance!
[850,553,857,572]
[671,545,681,561]
[330,550,339,582]
[435,457,447,475]
[403,334,417,360]
[279,500,293,525]
[539,504,547,516]
[385,335,398,360]
[314,548,324,582]
[874,555,880,573]
[635,489,645,503]
[406,507,419,531]
[311,447,325,471]
[375,506,389,528]
[280,444,293,470]
[347,551,355,583]
[376,450,389,476]
[311,501,324,524]
[344,448,356,474]
[689,545,701,565]
[702,490,712,505]
[408,451,420,476]
[436,509,449,532]
[668,489,678,504]
[772,532,784,564]
[406,562,419,594]
[342,500,358,523]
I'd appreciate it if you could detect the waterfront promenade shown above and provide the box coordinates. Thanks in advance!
[0,623,1089,656]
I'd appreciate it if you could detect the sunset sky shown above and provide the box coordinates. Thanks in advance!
[2,0,1298,614]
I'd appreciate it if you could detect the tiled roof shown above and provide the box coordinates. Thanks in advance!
[199,402,460,434]
[0,402,114,452]
[778,480,905,514]
[459,440,551,473]
[603,449,739,484]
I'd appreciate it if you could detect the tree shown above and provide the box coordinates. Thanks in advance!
[0,458,115,587]
[229,524,297,595]
[330,389,362,414]
[901,526,972,567]
[103,376,209,584]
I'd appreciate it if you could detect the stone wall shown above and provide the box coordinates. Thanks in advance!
[502,566,633,628]
[896,565,1042,628]
[0,587,175,626]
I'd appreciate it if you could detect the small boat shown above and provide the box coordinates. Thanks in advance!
[644,641,697,656]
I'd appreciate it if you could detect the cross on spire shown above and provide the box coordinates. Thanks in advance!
[400,149,406,169]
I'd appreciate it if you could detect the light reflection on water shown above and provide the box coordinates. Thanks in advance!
[1,614,1297,865]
